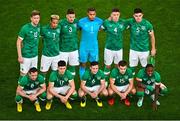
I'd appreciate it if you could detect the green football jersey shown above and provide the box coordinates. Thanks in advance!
[41,24,61,57]
[136,68,161,86]
[49,70,73,87]
[82,69,105,87]
[110,68,133,86]
[102,19,127,50]
[59,19,79,52]
[126,18,153,51]
[18,23,40,58]
[18,74,45,91]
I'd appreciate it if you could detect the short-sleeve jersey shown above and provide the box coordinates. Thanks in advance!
[18,23,40,58]
[110,68,133,86]
[102,19,127,50]
[59,19,79,52]
[78,17,103,50]
[136,68,161,86]
[126,18,153,51]
[49,70,73,87]
[41,24,61,57]
[82,69,105,87]
[18,74,45,91]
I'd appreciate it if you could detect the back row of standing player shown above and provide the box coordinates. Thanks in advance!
[16,8,155,78]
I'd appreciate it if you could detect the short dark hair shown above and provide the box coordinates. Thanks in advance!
[67,8,75,14]
[146,64,154,69]
[112,8,120,12]
[31,10,40,17]
[90,61,98,66]
[58,60,66,67]
[118,60,127,67]
[134,8,143,14]
[87,8,96,12]
[28,67,38,73]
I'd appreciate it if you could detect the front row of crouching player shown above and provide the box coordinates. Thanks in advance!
[15,60,168,112]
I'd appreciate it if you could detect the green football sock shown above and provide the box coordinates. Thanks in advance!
[104,66,110,75]
[68,66,76,76]
[129,67,135,75]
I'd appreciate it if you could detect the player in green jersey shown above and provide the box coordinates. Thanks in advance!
[40,15,61,80]
[78,61,108,108]
[16,10,40,76]
[15,67,46,112]
[59,9,79,76]
[127,8,156,75]
[136,64,168,110]
[102,8,127,84]
[108,60,136,106]
[45,60,77,110]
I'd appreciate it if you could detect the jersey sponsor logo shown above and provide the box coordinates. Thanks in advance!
[30,83,35,88]
[136,27,140,33]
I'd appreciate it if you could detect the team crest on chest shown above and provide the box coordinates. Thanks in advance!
[124,75,128,80]
[57,29,60,33]
[64,77,68,81]
[97,76,101,80]
[74,23,77,28]
[141,26,146,30]
[64,25,67,28]
[35,81,39,85]
[119,24,123,29]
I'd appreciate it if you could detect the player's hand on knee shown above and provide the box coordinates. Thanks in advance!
[60,96,66,103]
[29,95,37,101]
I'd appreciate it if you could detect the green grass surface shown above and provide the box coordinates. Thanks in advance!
[0,0,180,119]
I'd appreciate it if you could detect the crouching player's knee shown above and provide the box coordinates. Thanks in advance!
[136,91,145,97]
[39,92,46,101]
[70,91,78,100]
[15,95,23,103]
[160,83,168,95]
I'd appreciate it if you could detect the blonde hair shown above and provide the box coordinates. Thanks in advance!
[50,15,60,21]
